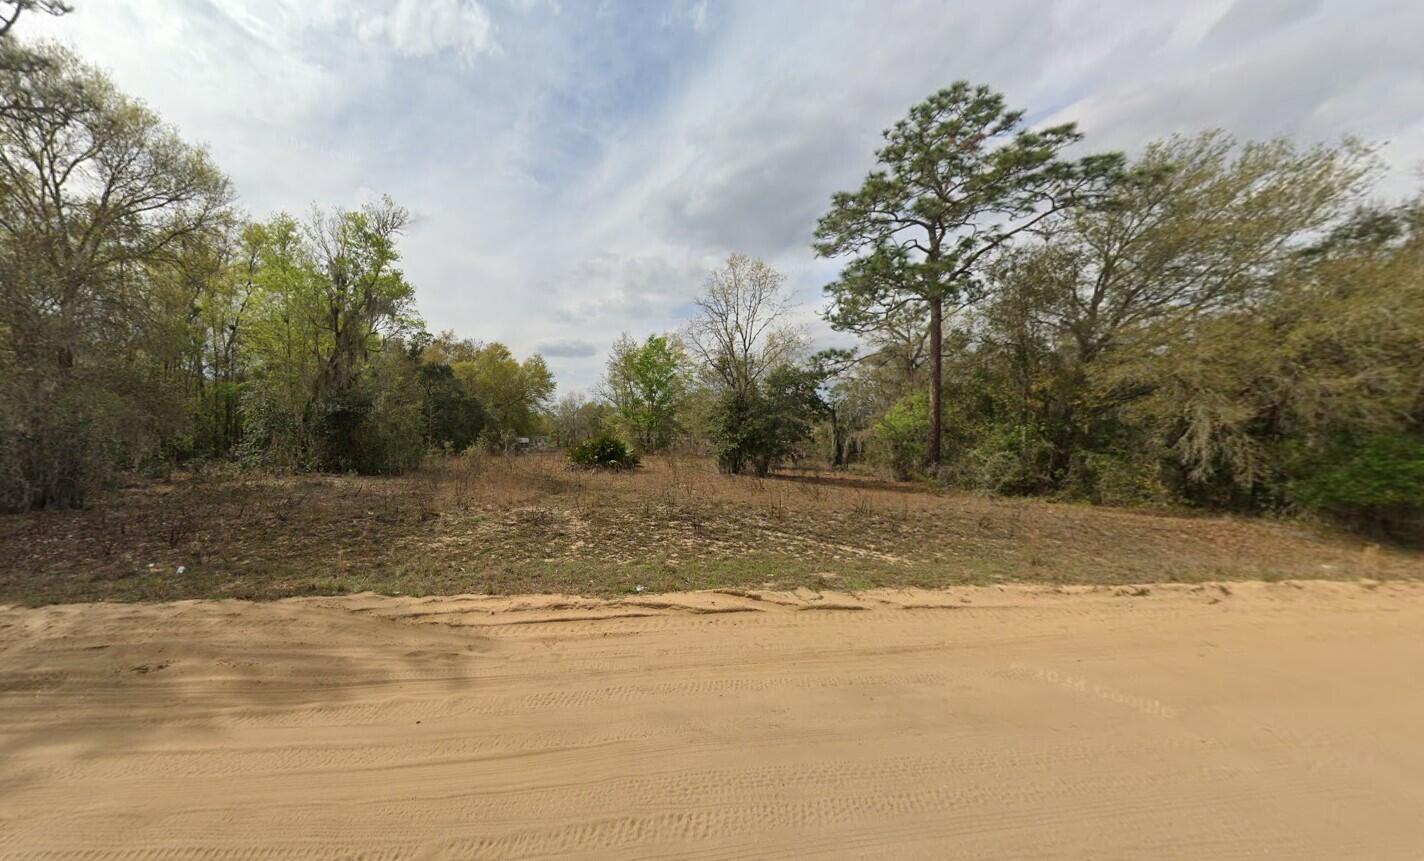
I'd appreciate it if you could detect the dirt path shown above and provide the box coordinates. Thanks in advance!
[2,581,1422,859]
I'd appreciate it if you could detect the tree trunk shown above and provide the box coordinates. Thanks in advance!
[927,293,942,468]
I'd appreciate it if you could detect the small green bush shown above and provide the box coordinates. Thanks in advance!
[569,432,640,470]
[869,393,928,481]
[959,424,1051,494]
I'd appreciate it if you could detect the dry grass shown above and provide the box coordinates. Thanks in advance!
[1,452,1419,605]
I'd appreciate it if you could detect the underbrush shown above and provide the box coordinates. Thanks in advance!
[1,452,1419,605]
[568,433,640,470]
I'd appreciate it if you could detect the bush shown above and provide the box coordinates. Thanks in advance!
[569,432,640,470]
[1289,434,1424,537]
[1067,449,1172,507]
[0,377,153,512]
[710,367,824,476]
[869,393,928,481]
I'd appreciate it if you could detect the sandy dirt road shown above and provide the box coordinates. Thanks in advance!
[2,580,1422,859]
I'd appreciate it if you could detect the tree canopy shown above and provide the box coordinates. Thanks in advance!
[600,333,689,451]
[815,82,1123,467]
[0,38,556,507]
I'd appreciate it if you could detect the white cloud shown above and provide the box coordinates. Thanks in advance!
[19,0,1424,393]
[356,0,499,64]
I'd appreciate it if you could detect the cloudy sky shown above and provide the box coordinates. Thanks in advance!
[25,0,1424,394]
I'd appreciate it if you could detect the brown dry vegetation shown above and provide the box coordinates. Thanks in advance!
[2,453,1420,605]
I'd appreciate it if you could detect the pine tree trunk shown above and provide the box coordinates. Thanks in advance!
[927,294,942,468]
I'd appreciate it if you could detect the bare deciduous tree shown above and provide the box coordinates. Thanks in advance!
[686,253,802,396]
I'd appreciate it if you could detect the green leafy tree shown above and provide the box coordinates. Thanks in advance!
[989,133,1377,489]
[0,29,540,497]
[306,198,419,398]
[0,1,70,117]
[237,216,324,468]
[814,82,1122,468]
[417,361,488,452]
[421,330,482,365]
[453,343,554,444]
[1112,193,1423,511]
[236,201,424,473]
[600,333,689,451]
[187,218,263,458]
[0,43,231,508]
[711,365,826,477]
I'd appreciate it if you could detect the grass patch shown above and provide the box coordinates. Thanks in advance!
[1,453,1419,605]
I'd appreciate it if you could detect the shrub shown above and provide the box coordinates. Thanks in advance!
[1067,449,1172,507]
[1289,434,1424,537]
[709,367,824,476]
[569,432,640,470]
[869,393,928,481]
[0,377,153,512]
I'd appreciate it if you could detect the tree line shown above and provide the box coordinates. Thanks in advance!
[4,2,1420,535]
[0,15,552,510]
[818,91,1422,537]
[577,253,823,477]
[577,89,1422,536]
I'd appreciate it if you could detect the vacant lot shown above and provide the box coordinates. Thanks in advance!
[2,453,1419,605]
[2,581,1422,858]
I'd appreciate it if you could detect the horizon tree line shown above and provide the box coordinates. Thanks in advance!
[3,1,1420,535]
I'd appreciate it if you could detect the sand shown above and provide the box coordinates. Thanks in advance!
[2,580,1422,859]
